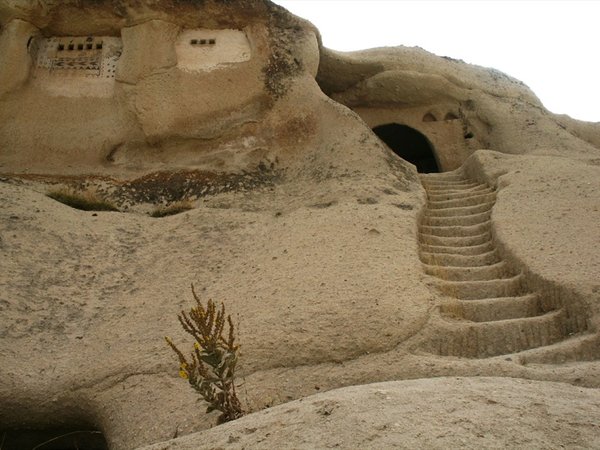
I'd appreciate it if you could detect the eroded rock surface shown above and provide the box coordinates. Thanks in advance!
[1,1,599,449]
[140,377,600,450]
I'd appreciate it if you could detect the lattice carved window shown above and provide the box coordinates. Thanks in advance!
[33,36,122,79]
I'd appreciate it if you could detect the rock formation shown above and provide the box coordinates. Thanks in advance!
[0,1,599,449]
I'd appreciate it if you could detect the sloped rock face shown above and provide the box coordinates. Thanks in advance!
[1,2,600,450]
[0,0,324,178]
[0,3,425,448]
[140,377,600,450]
[318,47,600,170]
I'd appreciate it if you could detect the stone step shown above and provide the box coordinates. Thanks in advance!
[420,178,467,185]
[434,274,525,300]
[421,170,465,178]
[420,221,491,238]
[420,249,500,267]
[422,180,478,188]
[419,241,495,256]
[425,184,488,194]
[427,187,494,201]
[422,174,473,181]
[440,293,543,322]
[424,202,495,218]
[417,174,595,361]
[420,171,464,180]
[427,193,497,209]
[419,231,492,247]
[423,310,570,358]
[423,261,512,281]
[517,333,599,365]
[421,211,492,227]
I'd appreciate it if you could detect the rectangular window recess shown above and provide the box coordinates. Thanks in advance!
[86,43,93,50]
[68,44,74,50]
[77,44,84,50]
[58,44,65,51]
[96,43,103,50]
[189,38,217,46]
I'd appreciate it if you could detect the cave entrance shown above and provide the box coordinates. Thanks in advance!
[0,428,108,450]
[372,123,440,173]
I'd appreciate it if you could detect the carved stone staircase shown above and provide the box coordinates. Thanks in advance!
[417,171,594,359]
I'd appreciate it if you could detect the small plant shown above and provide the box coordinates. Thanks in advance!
[47,189,118,212]
[165,285,243,424]
[150,200,193,218]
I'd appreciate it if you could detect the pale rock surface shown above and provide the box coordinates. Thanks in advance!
[117,20,180,85]
[0,1,599,449]
[319,47,600,167]
[465,151,600,333]
[0,19,37,96]
[140,377,600,450]
[0,0,321,176]
[175,29,253,73]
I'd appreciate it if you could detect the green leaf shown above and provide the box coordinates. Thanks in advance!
[200,352,221,367]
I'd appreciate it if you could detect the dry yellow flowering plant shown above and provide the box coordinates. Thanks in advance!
[165,285,243,424]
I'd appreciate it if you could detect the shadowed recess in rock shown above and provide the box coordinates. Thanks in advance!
[372,123,440,173]
[0,428,108,450]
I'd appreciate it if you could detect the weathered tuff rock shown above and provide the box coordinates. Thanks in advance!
[140,377,600,450]
[0,0,326,177]
[0,1,599,449]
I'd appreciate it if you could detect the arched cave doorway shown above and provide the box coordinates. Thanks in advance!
[372,123,440,173]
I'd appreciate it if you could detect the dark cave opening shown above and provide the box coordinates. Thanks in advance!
[0,428,108,450]
[372,123,440,173]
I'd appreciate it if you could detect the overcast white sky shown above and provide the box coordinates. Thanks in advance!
[273,0,600,123]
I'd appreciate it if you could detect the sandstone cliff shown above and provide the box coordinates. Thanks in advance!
[0,1,599,449]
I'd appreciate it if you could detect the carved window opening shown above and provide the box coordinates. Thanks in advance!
[33,36,121,80]
[177,29,251,71]
[190,38,217,46]
[423,112,437,122]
